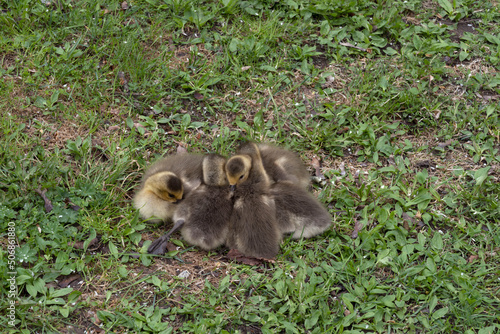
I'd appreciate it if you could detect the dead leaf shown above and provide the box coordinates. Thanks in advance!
[475,92,499,101]
[402,212,415,223]
[117,71,130,95]
[69,237,98,250]
[433,109,442,120]
[99,102,108,113]
[58,274,82,288]
[337,126,349,135]
[124,18,136,26]
[46,282,58,289]
[133,122,145,129]
[354,170,361,187]
[388,154,395,166]
[241,66,251,71]
[93,311,101,325]
[402,212,416,231]
[467,255,478,263]
[64,198,81,211]
[311,156,325,180]
[415,160,432,168]
[311,156,320,169]
[402,219,410,231]
[117,71,127,85]
[351,220,363,239]
[165,242,177,253]
[177,145,187,154]
[339,162,346,177]
[121,1,128,10]
[35,188,53,213]
[193,92,204,100]
[437,139,452,148]
[108,125,120,132]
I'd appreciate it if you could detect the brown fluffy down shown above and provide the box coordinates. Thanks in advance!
[240,142,310,189]
[271,182,332,239]
[176,185,233,250]
[227,184,281,259]
[133,153,205,222]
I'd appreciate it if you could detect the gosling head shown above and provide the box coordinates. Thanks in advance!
[202,154,228,186]
[143,171,183,203]
[225,154,252,190]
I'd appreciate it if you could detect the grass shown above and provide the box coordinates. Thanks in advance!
[0,0,499,333]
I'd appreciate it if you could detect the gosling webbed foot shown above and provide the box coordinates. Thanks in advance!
[147,219,185,255]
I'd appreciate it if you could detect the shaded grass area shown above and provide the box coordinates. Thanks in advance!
[0,0,499,333]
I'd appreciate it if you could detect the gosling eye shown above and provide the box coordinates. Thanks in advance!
[168,193,176,199]
[239,175,244,180]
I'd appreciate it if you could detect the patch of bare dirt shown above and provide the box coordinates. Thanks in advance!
[311,44,331,69]
[145,42,218,72]
[62,309,102,334]
[1,51,17,70]
[67,241,237,332]
[226,323,262,334]
[150,249,232,291]
[422,0,438,11]
[309,129,499,210]
[439,58,499,103]
[450,20,478,41]
[23,114,88,149]
[3,76,138,154]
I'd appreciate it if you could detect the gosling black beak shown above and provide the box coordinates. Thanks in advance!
[230,184,236,192]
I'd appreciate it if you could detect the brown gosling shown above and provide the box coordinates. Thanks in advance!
[148,154,233,255]
[271,182,332,239]
[133,153,204,222]
[238,142,310,189]
[236,142,331,239]
[225,142,281,259]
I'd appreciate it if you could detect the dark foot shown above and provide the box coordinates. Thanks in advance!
[147,219,185,255]
[147,235,170,255]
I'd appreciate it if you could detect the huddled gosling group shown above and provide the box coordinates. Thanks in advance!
[133,142,332,259]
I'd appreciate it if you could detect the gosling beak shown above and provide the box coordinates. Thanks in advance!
[229,184,236,192]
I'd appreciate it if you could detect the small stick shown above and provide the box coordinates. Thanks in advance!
[339,42,367,52]
[339,162,346,177]
[351,219,363,239]
[35,188,53,213]
[117,71,130,96]
[354,170,361,187]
